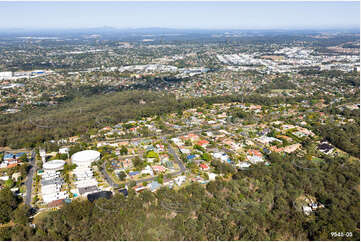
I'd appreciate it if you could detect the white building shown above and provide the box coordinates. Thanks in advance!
[71,150,100,195]
[174,175,186,186]
[71,150,100,167]
[303,205,313,216]
[59,147,69,154]
[40,169,67,204]
[0,71,12,80]
[43,160,65,171]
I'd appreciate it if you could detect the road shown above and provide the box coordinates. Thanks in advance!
[101,136,187,188]
[101,162,119,189]
[162,136,186,172]
[103,125,225,144]
[25,149,36,207]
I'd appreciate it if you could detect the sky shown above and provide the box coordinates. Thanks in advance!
[0,1,359,30]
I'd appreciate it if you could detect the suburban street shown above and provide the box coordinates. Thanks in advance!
[162,136,186,172]
[25,149,36,207]
[101,162,120,189]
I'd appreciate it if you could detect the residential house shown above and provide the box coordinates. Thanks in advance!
[174,176,186,186]
[179,147,191,154]
[152,165,166,173]
[236,162,251,169]
[148,181,161,192]
[141,165,154,176]
[247,149,264,164]
[199,163,209,171]
[197,140,209,148]
[207,172,217,181]
[303,205,313,216]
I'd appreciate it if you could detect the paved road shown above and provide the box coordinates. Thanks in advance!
[25,149,36,207]
[101,162,119,189]
[103,126,222,144]
[162,136,186,172]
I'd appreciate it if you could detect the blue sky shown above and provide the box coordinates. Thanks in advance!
[0,1,359,29]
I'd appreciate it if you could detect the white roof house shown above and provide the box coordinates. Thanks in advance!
[207,172,217,181]
[303,206,313,216]
[247,155,264,164]
[171,138,184,146]
[0,176,9,181]
[141,165,154,176]
[236,162,251,169]
[59,147,69,154]
[174,176,186,186]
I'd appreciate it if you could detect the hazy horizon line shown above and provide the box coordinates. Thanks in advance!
[0,26,360,31]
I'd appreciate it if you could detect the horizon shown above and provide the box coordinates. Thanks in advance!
[0,1,359,30]
[0,26,360,31]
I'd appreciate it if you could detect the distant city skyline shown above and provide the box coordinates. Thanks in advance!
[0,1,359,30]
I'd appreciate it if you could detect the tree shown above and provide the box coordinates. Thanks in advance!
[120,145,128,155]
[118,171,127,181]
[13,204,30,225]
[201,153,212,162]
[132,156,146,170]
[4,179,14,188]
[157,174,164,184]
[193,144,205,152]
[19,154,28,163]
[0,188,18,223]
[19,164,30,179]
[185,140,192,146]
[146,150,158,159]
[129,180,137,188]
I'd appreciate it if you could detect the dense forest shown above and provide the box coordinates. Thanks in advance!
[0,154,359,240]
